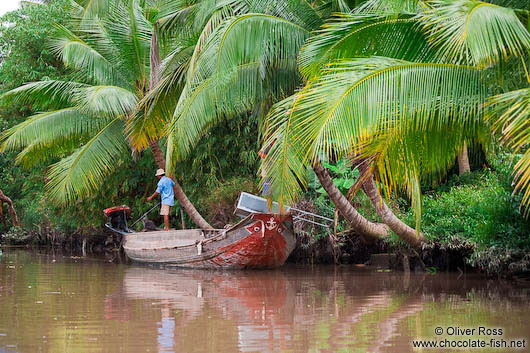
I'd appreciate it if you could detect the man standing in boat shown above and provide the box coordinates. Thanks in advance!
[147,169,175,231]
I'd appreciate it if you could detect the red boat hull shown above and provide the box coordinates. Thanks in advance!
[123,213,296,269]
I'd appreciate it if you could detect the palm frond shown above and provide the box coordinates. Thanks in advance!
[70,0,110,24]
[50,24,126,86]
[355,0,420,14]
[104,0,153,84]
[167,63,261,165]
[299,13,435,79]
[165,12,310,166]
[46,118,128,204]
[127,45,195,150]
[363,121,484,229]
[74,85,138,118]
[187,13,310,86]
[0,80,88,108]
[0,108,110,152]
[419,0,530,67]
[15,138,83,169]
[260,94,309,209]
[246,0,323,29]
[487,87,530,209]
[263,56,485,213]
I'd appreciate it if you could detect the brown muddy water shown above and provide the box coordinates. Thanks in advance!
[0,250,529,353]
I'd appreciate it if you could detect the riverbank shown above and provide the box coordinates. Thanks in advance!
[1,159,529,278]
[1,224,528,280]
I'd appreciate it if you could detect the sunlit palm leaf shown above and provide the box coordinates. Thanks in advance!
[74,85,138,118]
[419,0,530,67]
[299,13,435,79]
[363,120,487,229]
[73,0,110,22]
[188,13,310,85]
[46,118,128,204]
[166,12,310,169]
[15,138,83,169]
[260,94,309,209]
[105,0,153,83]
[263,56,485,211]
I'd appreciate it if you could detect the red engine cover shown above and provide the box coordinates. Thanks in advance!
[103,205,131,217]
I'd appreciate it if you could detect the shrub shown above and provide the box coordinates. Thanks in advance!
[403,165,530,251]
[199,176,258,227]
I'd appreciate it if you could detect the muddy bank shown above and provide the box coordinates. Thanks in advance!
[0,226,122,256]
[1,226,528,279]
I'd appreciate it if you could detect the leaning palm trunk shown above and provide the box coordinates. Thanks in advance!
[0,189,19,228]
[149,24,212,229]
[313,161,387,241]
[457,142,471,175]
[361,177,423,248]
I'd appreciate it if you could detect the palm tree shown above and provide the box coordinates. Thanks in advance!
[148,0,399,241]
[0,0,212,228]
[261,0,530,246]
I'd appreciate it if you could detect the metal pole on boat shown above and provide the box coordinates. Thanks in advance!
[130,203,161,229]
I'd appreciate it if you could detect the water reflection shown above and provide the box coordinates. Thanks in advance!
[1,250,529,353]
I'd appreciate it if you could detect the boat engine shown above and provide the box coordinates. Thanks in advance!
[103,205,131,231]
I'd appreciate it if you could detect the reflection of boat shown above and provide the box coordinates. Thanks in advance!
[121,213,296,269]
[122,267,292,318]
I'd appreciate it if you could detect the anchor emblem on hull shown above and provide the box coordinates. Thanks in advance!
[266,217,277,230]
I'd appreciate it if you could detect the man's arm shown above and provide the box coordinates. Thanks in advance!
[147,192,159,202]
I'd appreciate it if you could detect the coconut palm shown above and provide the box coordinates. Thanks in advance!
[0,0,213,228]
[145,0,400,241]
[260,0,530,246]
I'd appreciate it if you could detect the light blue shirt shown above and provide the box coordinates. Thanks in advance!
[156,176,175,206]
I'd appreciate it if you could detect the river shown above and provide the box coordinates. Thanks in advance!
[0,250,529,352]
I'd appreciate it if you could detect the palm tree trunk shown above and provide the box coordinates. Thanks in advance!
[0,204,6,229]
[0,189,19,227]
[361,177,423,248]
[149,23,212,229]
[457,141,471,175]
[313,161,387,241]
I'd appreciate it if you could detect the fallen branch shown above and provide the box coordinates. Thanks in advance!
[0,189,19,227]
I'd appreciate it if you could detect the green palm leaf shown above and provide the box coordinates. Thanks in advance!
[263,56,485,214]
[0,108,111,152]
[260,94,309,209]
[166,12,310,167]
[104,0,153,83]
[127,45,195,150]
[419,0,530,67]
[298,13,435,79]
[487,87,530,209]
[46,118,128,204]
[74,85,138,118]
[50,24,127,86]
[15,138,84,169]
[355,0,420,13]
[0,80,89,108]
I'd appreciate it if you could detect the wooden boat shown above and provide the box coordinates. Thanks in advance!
[111,213,296,269]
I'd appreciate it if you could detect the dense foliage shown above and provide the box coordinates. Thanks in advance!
[0,0,529,276]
